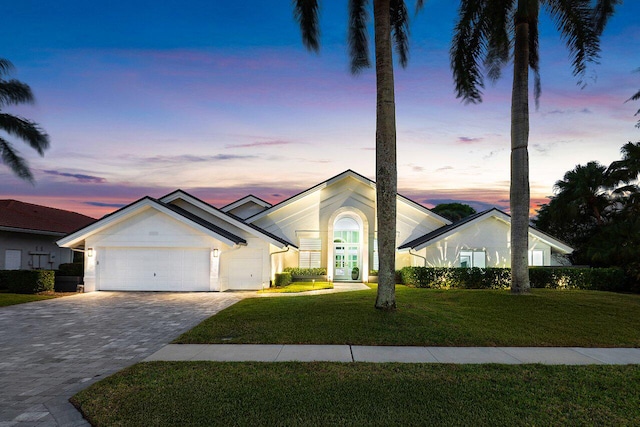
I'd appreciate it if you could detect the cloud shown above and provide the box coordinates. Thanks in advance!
[140,154,256,164]
[225,140,296,149]
[483,149,504,160]
[411,165,425,172]
[43,170,106,184]
[84,201,127,208]
[435,166,453,172]
[457,136,484,144]
[361,147,375,151]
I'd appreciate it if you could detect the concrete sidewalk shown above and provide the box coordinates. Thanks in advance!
[145,344,640,365]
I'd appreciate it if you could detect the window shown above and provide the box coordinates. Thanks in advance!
[460,250,486,268]
[528,249,544,266]
[299,238,321,268]
[372,239,379,271]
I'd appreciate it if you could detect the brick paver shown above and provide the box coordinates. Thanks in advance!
[0,292,245,426]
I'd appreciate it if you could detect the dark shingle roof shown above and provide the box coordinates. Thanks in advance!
[0,199,95,234]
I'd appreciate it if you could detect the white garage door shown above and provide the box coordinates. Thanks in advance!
[99,247,210,291]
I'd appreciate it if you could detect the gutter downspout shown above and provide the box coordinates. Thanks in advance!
[269,246,290,286]
[409,249,427,267]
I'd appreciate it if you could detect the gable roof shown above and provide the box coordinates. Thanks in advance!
[159,190,296,249]
[221,195,272,212]
[57,197,246,248]
[244,169,451,225]
[399,208,573,253]
[0,199,95,235]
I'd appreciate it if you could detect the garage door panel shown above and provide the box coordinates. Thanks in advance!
[99,248,210,291]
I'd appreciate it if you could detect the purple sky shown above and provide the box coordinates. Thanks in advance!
[1,1,638,218]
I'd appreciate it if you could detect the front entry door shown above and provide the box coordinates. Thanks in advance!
[334,244,359,280]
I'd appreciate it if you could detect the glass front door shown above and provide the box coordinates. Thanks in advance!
[334,244,359,280]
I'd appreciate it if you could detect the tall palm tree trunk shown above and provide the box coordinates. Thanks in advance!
[510,6,531,294]
[373,0,397,310]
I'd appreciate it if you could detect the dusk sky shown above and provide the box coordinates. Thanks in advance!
[1,1,638,219]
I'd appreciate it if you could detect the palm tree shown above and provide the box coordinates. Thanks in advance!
[554,161,611,226]
[450,0,619,294]
[627,68,640,128]
[0,59,49,183]
[293,0,421,310]
[432,202,476,222]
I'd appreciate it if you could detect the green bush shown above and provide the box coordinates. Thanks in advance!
[401,267,511,289]
[283,267,327,276]
[274,272,292,288]
[56,262,83,276]
[0,271,8,290]
[3,270,55,294]
[400,266,626,292]
[529,267,626,292]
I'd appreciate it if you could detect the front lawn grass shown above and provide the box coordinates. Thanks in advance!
[258,281,333,293]
[72,362,640,426]
[176,286,640,347]
[0,291,60,307]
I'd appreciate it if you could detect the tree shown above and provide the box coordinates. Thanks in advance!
[450,0,619,294]
[0,59,49,182]
[432,202,476,222]
[293,0,422,310]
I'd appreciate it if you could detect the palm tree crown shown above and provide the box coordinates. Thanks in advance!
[0,59,49,182]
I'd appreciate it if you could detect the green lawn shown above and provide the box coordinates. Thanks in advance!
[0,292,59,307]
[176,286,640,347]
[72,362,640,426]
[258,281,333,293]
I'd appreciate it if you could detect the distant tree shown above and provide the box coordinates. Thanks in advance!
[432,203,476,222]
[293,0,424,310]
[0,59,49,182]
[450,0,620,294]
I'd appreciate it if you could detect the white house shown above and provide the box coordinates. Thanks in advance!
[57,170,572,292]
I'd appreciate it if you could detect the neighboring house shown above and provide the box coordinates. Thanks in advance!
[57,170,572,292]
[0,200,95,271]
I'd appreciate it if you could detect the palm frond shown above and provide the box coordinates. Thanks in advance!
[0,80,35,107]
[527,1,541,109]
[543,0,600,84]
[293,0,321,53]
[415,0,426,14]
[591,0,622,36]
[483,0,512,82]
[348,0,371,74]
[0,113,50,155]
[0,59,15,75]
[0,136,33,183]
[451,0,488,103]
[390,0,410,68]
[389,0,409,68]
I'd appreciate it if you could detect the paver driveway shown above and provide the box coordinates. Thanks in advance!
[0,291,246,426]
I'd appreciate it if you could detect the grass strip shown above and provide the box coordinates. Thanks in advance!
[72,362,640,427]
[175,287,640,347]
[258,281,333,293]
[0,292,59,307]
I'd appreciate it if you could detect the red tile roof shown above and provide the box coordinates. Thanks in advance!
[0,200,95,234]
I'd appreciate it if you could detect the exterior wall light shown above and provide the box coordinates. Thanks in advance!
[213,248,219,258]
[87,248,94,257]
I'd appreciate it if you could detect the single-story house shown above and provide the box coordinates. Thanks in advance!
[1,200,95,270]
[57,170,572,292]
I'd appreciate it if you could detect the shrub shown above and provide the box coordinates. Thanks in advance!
[369,270,378,276]
[283,267,327,276]
[4,270,55,294]
[56,262,83,276]
[400,266,626,292]
[274,272,292,287]
[0,271,8,290]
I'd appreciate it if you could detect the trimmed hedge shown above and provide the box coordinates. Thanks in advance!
[528,267,626,292]
[400,267,510,289]
[274,272,292,288]
[283,267,327,276]
[400,267,628,292]
[1,270,55,294]
[56,262,83,277]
